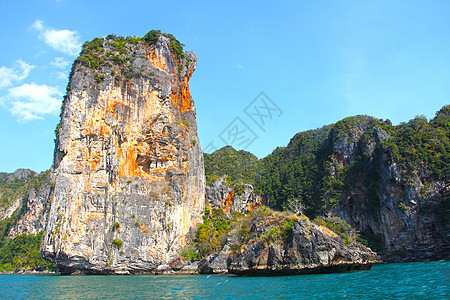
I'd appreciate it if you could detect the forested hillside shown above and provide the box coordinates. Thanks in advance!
[204,146,260,186]
[0,170,54,271]
[204,105,449,260]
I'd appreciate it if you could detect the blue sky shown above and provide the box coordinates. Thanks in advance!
[0,0,449,173]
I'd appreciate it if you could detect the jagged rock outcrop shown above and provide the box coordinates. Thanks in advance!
[0,169,36,221]
[197,228,238,274]
[0,169,50,236]
[194,208,376,275]
[9,178,52,237]
[0,197,21,221]
[227,216,377,276]
[247,108,448,262]
[326,116,449,261]
[206,176,261,214]
[7,169,37,181]
[41,32,205,274]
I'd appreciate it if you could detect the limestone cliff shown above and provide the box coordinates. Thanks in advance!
[0,169,36,221]
[41,32,205,274]
[326,116,449,261]
[206,107,449,262]
[206,176,261,214]
[8,179,52,237]
[0,169,50,238]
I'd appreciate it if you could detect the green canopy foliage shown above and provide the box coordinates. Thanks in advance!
[204,146,260,186]
[204,105,449,217]
[0,232,55,271]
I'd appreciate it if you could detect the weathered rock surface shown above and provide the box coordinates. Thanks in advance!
[0,197,21,221]
[198,251,230,274]
[228,218,378,276]
[206,176,261,214]
[9,178,52,237]
[0,169,37,221]
[197,227,238,274]
[41,33,205,274]
[153,259,198,275]
[327,121,449,261]
[0,169,51,237]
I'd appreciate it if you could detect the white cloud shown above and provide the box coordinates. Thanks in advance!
[51,57,70,69]
[56,71,69,80]
[31,20,81,56]
[0,60,35,89]
[2,83,62,121]
[237,64,244,69]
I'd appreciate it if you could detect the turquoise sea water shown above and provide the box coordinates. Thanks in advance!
[1,261,448,299]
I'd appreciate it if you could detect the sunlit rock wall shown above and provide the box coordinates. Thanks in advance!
[41,34,205,274]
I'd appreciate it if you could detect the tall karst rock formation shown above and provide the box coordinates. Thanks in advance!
[41,31,205,274]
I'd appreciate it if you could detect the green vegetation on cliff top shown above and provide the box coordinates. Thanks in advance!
[181,206,298,260]
[204,146,260,186]
[181,206,361,260]
[75,30,186,72]
[204,105,449,217]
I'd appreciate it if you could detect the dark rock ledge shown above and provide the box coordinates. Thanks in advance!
[199,218,378,276]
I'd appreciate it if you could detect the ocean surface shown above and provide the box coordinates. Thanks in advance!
[1,261,448,299]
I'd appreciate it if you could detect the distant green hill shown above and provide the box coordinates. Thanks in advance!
[204,146,260,186]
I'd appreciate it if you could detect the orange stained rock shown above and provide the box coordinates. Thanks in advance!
[153,168,168,176]
[107,97,129,116]
[99,124,111,137]
[137,221,150,233]
[148,50,169,72]
[87,155,101,171]
[86,213,103,224]
[180,206,187,245]
[119,144,142,178]
[224,191,235,214]
[170,84,193,113]
[82,118,95,136]
[248,202,259,212]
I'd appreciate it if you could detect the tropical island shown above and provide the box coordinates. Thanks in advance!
[0,31,448,275]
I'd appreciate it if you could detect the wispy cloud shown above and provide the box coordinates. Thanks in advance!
[1,83,62,122]
[56,71,69,80]
[237,64,244,69]
[31,20,81,56]
[0,60,35,89]
[51,57,70,69]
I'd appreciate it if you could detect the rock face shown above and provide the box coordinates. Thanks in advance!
[0,169,36,221]
[251,109,449,262]
[0,197,21,222]
[206,176,261,214]
[41,33,205,274]
[0,169,50,237]
[195,208,377,275]
[228,217,377,276]
[9,179,52,237]
[198,232,236,274]
[327,118,449,261]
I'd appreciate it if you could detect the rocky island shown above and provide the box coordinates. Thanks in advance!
[40,31,205,274]
[0,31,448,275]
